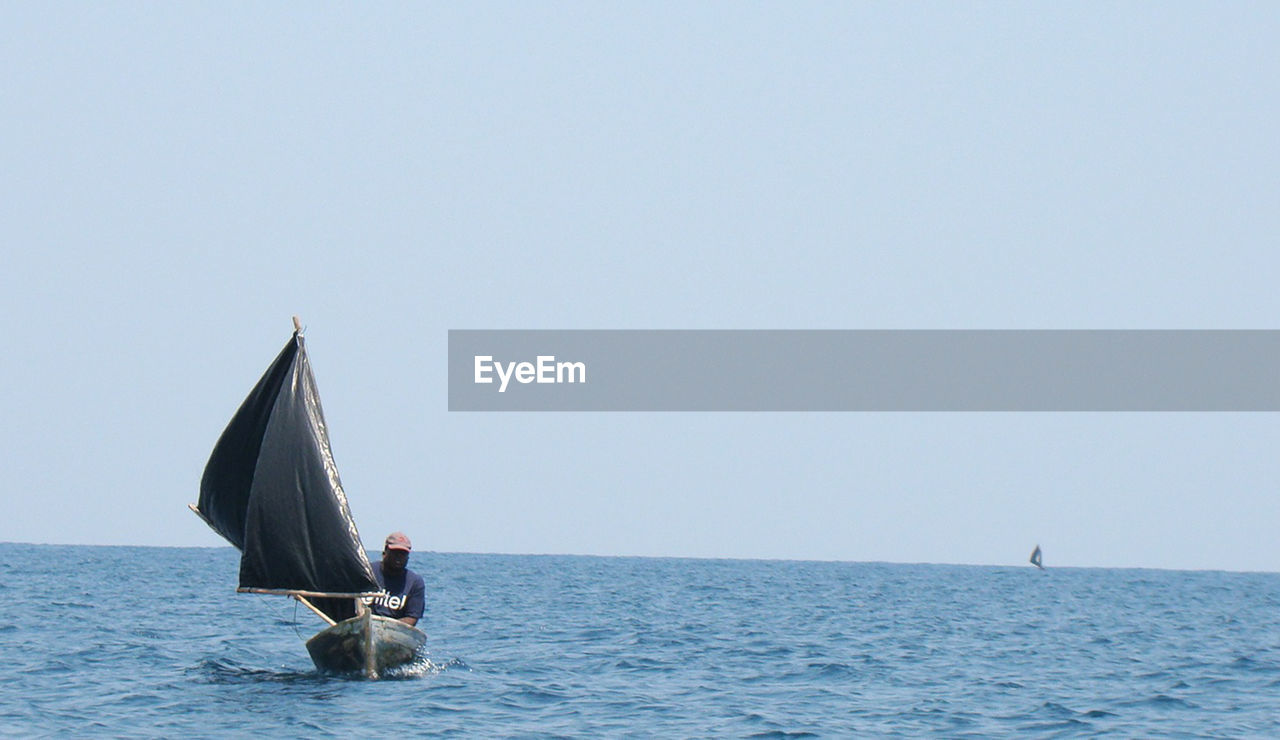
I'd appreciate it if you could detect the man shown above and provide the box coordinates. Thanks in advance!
[364,531,425,627]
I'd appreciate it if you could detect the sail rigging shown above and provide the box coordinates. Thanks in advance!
[1030,544,1044,569]
[193,329,378,622]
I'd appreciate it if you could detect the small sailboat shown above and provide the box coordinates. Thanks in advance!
[1030,544,1044,570]
[190,317,426,678]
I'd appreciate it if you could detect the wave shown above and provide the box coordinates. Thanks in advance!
[1118,694,1200,710]
[186,658,323,685]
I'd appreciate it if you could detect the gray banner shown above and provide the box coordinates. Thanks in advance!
[448,330,1280,411]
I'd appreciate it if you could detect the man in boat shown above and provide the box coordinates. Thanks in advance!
[364,531,426,627]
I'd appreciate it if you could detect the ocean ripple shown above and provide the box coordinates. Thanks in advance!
[3,545,1280,736]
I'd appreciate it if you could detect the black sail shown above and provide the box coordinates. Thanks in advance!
[195,331,378,620]
[196,338,297,550]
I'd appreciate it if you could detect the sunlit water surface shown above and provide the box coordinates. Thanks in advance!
[2,544,1279,736]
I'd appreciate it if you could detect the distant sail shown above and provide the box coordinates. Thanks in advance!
[194,330,379,621]
[1030,545,1044,569]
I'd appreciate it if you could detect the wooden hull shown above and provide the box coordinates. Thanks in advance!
[305,612,427,678]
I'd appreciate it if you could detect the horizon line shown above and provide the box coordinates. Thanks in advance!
[2,540,1275,576]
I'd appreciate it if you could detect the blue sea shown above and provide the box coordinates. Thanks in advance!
[3,544,1280,737]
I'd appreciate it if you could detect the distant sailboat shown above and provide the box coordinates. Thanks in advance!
[1030,545,1044,569]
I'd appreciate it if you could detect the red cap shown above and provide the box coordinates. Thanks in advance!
[384,532,412,551]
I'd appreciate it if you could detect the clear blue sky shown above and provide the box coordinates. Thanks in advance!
[3,4,1278,570]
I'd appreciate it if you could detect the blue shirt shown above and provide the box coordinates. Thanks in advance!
[364,562,425,621]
